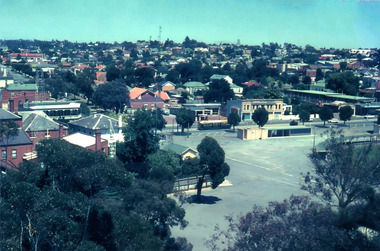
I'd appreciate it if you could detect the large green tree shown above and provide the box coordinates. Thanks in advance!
[93,79,128,114]
[175,108,195,134]
[204,79,235,104]
[1,138,189,250]
[319,106,334,126]
[117,108,159,166]
[227,112,241,131]
[298,108,311,125]
[194,137,230,202]
[252,108,269,128]
[339,105,354,125]
[326,71,360,96]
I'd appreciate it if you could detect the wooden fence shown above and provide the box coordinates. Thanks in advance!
[173,175,211,192]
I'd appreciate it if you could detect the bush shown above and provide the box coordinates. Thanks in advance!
[290,120,298,126]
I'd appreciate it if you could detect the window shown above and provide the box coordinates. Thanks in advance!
[12,149,17,159]
[2,150,6,160]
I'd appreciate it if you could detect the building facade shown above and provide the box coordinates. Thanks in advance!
[227,99,284,121]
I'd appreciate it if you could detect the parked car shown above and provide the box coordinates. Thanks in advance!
[328,118,339,123]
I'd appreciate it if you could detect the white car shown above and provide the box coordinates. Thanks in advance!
[328,118,339,123]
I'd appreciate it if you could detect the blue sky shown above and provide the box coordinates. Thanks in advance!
[1,0,380,49]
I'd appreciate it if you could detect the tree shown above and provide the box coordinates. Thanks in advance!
[152,108,167,133]
[76,68,95,102]
[302,76,311,85]
[319,106,334,126]
[147,151,181,193]
[175,108,195,134]
[252,108,268,128]
[1,137,188,250]
[339,106,354,125]
[326,71,360,96]
[316,68,324,81]
[194,137,230,202]
[227,112,240,131]
[298,108,310,125]
[117,108,159,166]
[207,195,362,250]
[303,129,380,209]
[92,79,128,113]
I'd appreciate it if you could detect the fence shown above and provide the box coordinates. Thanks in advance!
[173,175,211,192]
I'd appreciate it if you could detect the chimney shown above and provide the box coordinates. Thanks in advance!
[95,131,101,151]
[59,124,64,139]
[9,99,14,113]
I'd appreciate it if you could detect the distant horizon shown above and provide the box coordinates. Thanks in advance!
[2,0,380,50]
[1,37,379,51]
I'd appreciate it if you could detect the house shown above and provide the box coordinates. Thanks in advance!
[21,112,68,145]
[229,83,243,97]
[23,101,82,121]
[68,114,124,143]
[0,108,23,127]
[129,87,154,100]
[162,143,198,161]
[0,67,14,88]
[63,131,109,156]
[154,91,170,102]
[71,64,90,75]
[183,82,206,95]
[227,99,284,121]
[210,74,233,84]
[129,96,167,112]
[180,103,222,121]
[10,53,43,63]
[1,83,50,111]
[0,109,34,170]
[157,81,176,92]
[0,128,34,171]
[94,72,107,85]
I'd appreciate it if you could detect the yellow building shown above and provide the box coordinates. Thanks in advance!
[227,99,284,121]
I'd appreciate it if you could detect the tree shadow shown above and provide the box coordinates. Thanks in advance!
[188,195,221,205]
[172,132,192,136]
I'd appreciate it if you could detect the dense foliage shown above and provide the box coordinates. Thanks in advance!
[0,139,189,250]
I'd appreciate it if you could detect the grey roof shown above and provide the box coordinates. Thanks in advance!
[6,83,38,91]
[184,82,205,88]
[0,128,33,147]
[163,143,197,155]
[23,113,63,132]
[68,114,122,130]
[0,108,22,120]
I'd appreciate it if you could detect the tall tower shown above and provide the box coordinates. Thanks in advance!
[158,26,162,43]
[237,39,241,47]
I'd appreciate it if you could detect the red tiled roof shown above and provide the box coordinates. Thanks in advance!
[129,87,154,100]
[96,72,107,81]
[154,91,170,101]
[10,53,43,58]
[71,64,90,69]
[241,81,260,87]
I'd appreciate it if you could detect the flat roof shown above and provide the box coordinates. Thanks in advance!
[29,102,81,110]
[63,132,107,148]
